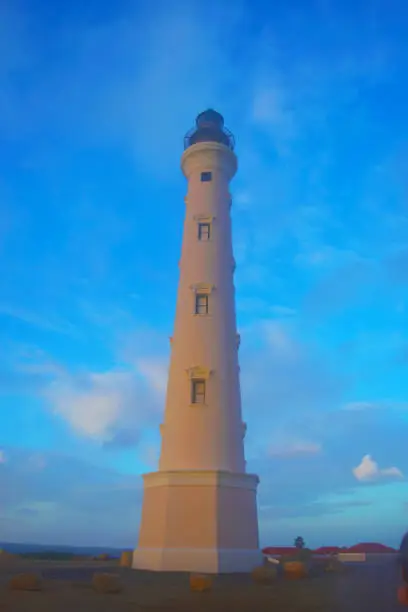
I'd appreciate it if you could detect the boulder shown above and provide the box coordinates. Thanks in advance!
[252,565,278,585]
[189,573,212,592]
[283,561,308,579]
[8,573,42,591]
[120,550,133,567]
[0,550,20,566]
[91,573,122,594]
[398,585,408,606]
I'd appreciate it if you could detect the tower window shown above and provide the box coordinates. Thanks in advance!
[195,293,208,315]
[198,222,211,241]
[201,171,212,182]
[192,379,206,404]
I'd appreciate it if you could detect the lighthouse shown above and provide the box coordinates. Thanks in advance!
[133,110,262,573]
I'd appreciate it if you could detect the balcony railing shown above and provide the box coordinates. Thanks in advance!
[184,125,235,151]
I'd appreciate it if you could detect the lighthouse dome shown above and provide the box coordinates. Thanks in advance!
[184,109,235,150]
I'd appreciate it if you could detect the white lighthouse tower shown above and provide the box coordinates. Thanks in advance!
[133,110,262,573]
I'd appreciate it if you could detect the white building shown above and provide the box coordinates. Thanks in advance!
[133,110,262,573]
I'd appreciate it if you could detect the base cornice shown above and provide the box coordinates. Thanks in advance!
[132,547,263,573]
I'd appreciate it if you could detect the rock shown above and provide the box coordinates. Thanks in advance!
[283,561,308,579]
[189,573,212,592]
[120,550,133,567]
[0,550,20,566]
[8,573,42,591]
[92,572,122,594]
[398,585,408,605]
[252,565,278,585]
[0,550,16,558]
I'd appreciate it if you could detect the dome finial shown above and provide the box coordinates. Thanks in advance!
[195,109,225,129]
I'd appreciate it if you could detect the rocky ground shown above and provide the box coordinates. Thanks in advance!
[0,556,403,611]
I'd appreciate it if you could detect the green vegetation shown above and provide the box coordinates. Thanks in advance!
[281,547,313,565]
[19,551,78,561]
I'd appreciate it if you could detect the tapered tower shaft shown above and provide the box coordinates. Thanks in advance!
[159,114,245,473]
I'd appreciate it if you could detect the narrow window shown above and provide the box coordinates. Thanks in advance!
[195,293,208,315]
[192,379,206,404]
[201,171,212,182]
[198,222,211,241]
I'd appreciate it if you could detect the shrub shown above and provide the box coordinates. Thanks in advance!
[252,565,278,585]
[294,536,305,549]
[8,573,42,591]
[278,548,312,566]
[0,550,20,565]
[283,561,308,579]
[120,550,133,567]
[189,573,212,592]
[20,551,74,561]
[91,573,122,594]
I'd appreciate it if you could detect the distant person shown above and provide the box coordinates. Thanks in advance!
[399,532,408,583]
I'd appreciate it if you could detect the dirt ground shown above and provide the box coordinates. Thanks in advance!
[0,558,403,612]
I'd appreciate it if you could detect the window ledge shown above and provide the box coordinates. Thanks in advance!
[193,313,212,317]
[189,403,208,408]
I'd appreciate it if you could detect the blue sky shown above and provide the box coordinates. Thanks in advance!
[1,0,408,550]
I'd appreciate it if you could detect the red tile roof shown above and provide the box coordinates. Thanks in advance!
[262,542,397,556]
[346,543,396,553]
[262,546,297,555]
[314,546,341,554]
[263,542,397,555]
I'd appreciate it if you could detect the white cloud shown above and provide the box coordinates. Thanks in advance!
[0,2,240,176]
[263,320,299,360]
[303,258,377,317]
[295,246,367,269]
[47,372,130,439]
[140,444,160,469]
[27,453,47,471]
[60,2,246,177]
[353,455,404,482]
[251,83,296,153]
[0,304,77,336]
[342,401,378,411]
[233,191,252,210]
[0,449,143,547]
[270,305,297,317]
[236,263,270,287]
[240,318,344,425]
[44,360,166,444]
[135,358,168,397]
[268,440,322,458]
[342,401,408,412]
